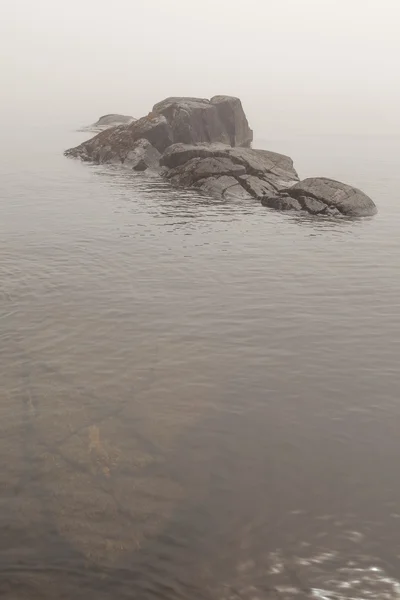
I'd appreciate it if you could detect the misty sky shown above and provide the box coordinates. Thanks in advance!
[1,0,399,136]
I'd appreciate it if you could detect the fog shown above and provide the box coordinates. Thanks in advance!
[1,0,399,136]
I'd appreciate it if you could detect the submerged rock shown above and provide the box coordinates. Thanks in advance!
[262,177,377,217]
[65,96,377,216]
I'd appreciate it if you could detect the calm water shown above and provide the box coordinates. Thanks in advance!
[1,126,400,599]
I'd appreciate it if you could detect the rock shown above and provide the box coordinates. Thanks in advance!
[261,177,377,217]
[124,139,161,171]
[160,143,298,198]
[299,196,327,214]
[239,175,276,199]
[66,95,252,165]
[165,156,246,187]
[286,177,377,217]
[261,196,302,211]
[228,147,299,188]
[195,176,252,200]
[161,143,297,185]
[65,95,377,217]
[131,114,173,152]
[153,96,253,148]
[153,97,229,146]
[81,114,136,132]
[210,96,253,147]
[65,114,173,163]
[160,143,227,169]
[323,206,342,217]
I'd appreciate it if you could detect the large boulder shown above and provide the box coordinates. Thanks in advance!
[262,177,377,217]
[161,143,298,198]
[210,96,253,147]
[195,176,253,200]
[153,96,253,147]
[228,147,299,188]
[80,114,136,132]
[160,143,228,169]
[165,156,246,187]
[161,143,298,184]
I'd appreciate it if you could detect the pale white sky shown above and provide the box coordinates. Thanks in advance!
[1,0,399,135]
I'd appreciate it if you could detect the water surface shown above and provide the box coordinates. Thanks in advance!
[1,128,400,598]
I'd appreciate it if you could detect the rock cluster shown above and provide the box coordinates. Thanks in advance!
[65,96,377,217]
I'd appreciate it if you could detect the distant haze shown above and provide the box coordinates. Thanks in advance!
[1,0,399,136]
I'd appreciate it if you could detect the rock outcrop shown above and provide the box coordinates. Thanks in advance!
[80,114,136,132]
[261,177,377,217]
[161,143,299,199]
[65,96,377,217]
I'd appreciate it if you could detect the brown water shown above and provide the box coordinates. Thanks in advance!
[1,128,400,599]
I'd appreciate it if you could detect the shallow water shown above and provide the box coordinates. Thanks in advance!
[1,127,400,598]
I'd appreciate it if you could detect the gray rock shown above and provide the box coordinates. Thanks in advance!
[163,142,297,176]
[81,114,136,132]
[64,96,377,217]
[160,143,228,169]
[165,156,246,187]
[229,147,299,188]
[66,95,252,165]
[323,206,342,217]
[261,196,302,211]
[238,175,276,199]
[210,96,253,147]
[195,176,252,200]
[287,177,377,217]
[159,143,298,198]
[161,143,297,184]
[65,114,173,163]
[124,139,161,171]
[299,196,327,214]
[130,114,173,153]
[153,96,253,147]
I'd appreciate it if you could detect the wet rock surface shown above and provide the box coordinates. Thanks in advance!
[161,143,299,199]
[261,195,302,211]
[262,177,377,217]
[165,156,247,187]
[287,177,378,217]
[65,96,377,217]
